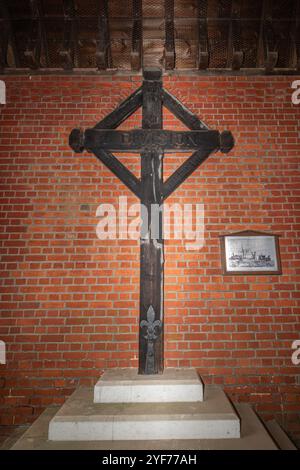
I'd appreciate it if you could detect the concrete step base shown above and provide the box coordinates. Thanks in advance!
[48,386,240,441]
[11,403,278,450]
[94,368,204,403]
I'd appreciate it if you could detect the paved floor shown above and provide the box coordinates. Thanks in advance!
[0,426,29,450]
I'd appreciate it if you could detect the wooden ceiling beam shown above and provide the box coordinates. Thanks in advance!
[25,0,49,69]
[34,0,49,68]
[0,19,9,71]
[257,0,278,72]
[164,0,175,70]
[60,0,77,70]
[291,0,300,70]
[197,0,209,70]
[0,0,20,68]
[227,0,243,70]
[0,1,299,74]
[131,0,142,71]
[96,0,111,70]
[24,19,41,69]
[264,24,278,72]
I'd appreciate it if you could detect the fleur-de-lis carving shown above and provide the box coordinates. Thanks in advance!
[140,305,161,374]
[140,305,161,340]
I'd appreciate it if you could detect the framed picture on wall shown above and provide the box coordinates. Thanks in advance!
[220,230,282,275]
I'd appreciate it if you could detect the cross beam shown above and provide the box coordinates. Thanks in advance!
[69,68,234,374]
[80,129,221,153]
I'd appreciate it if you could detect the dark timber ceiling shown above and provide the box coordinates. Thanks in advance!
[0,0,299,74]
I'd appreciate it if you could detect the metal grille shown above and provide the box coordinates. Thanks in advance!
[0,0,299,72]
[174,0,198,18]
[41,0,64,16]
[109,0,133,17]
[212,0,232,19]
[44,18,65,68]
[7,0,31,18]
[174,1,198,69]
[207,20,229,68]
[241,20,260,68]
[143,11,164,68]
[77,17,97,68]
[241,0,263,19]
[272,0,294,19]
[76,0,98,16]
[175,38,197,69]
[110,18,133,69]
[12,19,32,67]
[275,19,294,68]
[143,0,164,18]
[143,39,164,67]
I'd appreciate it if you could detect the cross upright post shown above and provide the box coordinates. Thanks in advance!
[69,68,234,375]
[139,69,164,374]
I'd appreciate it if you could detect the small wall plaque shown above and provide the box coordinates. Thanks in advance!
[220,230,282,275]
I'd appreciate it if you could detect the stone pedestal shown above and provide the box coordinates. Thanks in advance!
[94,368,204,403]
[49,386,240,441]
[48,368,240,441]
[10,367,289,449]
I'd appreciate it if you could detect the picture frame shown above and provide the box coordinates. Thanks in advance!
[219,230,282,275]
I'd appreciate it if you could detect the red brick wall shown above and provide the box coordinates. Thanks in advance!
[0,74,300,445]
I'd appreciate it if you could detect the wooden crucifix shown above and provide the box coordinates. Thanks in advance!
[69,68,234,375]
